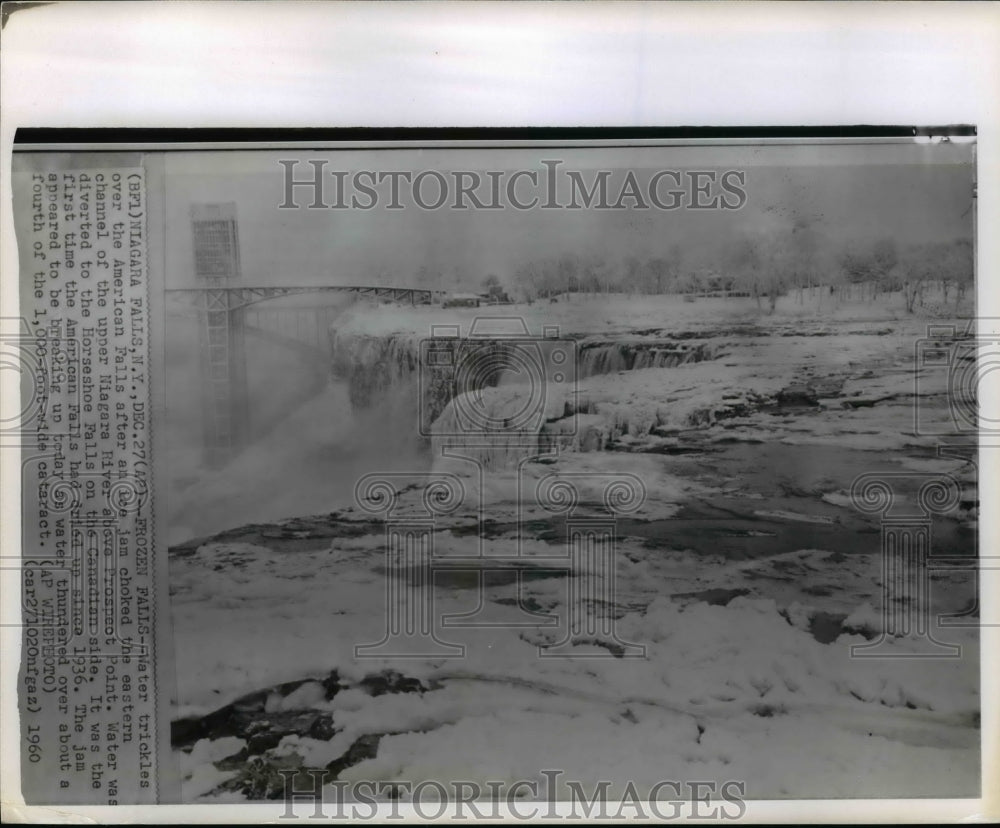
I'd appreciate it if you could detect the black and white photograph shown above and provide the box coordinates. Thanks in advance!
[2,2,998,823]
[154,138,982,806]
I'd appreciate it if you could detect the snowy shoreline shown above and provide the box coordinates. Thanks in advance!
[167,297,980,802]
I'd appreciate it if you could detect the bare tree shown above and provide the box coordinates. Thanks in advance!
[839,237,898,300]
[897,242,941,313]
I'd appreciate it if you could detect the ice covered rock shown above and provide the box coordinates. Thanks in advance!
[843,602,882,636]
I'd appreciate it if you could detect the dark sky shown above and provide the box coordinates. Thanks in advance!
[164,140,975,289]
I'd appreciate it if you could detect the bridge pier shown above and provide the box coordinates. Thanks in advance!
[190,204,248,468]
[196,292,249,468]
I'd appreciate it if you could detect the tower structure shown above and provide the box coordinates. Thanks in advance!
[190,203,248,467]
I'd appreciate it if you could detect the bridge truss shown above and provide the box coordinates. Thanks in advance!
[166,284,445,312]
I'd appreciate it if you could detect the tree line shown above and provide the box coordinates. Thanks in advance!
[502,229,973,313]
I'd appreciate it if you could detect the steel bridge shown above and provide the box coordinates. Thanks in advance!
[165,284,444,312]
[176,203,450,467]
[166,284,445,468]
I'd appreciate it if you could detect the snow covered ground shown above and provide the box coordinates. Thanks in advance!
[166,293,980,802]
[334,289,956,339]
[170,526,978,801]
